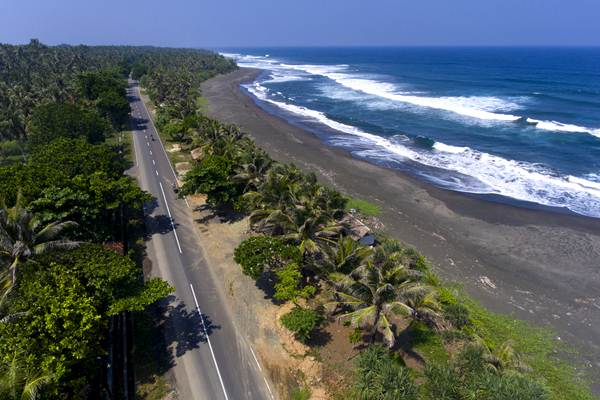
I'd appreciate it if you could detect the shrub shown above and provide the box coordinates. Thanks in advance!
[234,236,301,279]
[348,328,363,345]
[290,387,311,400]
[443,302,471,329]
[180,155,240,207]
[353,345,418,400]
[438,287,472,329]
[280,306,321,343]
[273,262,316,302]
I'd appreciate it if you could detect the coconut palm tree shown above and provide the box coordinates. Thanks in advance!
[0,195,79,293]
[232,148,272,192]
[317,236,373,276]
[328,259,441,347]
[0,351,52,400]
[251,201,342,254]
[244,164,308,212]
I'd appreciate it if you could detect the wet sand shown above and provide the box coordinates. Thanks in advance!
[201,68,600,390]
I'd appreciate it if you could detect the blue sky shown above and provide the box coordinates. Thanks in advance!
[1,0,599,47]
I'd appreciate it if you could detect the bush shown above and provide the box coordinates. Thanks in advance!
[273,263,316,302]
[444,302,471,330]
[180,155,240,207]
[353,345,418,400]
[438,287,471,329]
[280,306,321,343]
[234,236,301,279]
[290,387,311,400]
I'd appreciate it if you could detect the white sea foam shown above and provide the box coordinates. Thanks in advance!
[280,63,522,122]
[231,54,600,138]
[432,142,469,154]
[526,118,600,138]
[246,81,600,217]
[263,73,309,84]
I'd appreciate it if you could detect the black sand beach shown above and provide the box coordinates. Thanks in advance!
[201,68,600,389]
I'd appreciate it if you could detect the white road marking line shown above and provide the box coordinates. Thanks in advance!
[190,284,230,400]
[263,376,274,399]
[136,88,178,181]
[184,197,190,208]
[158,182,182,254]
[147,142,150,147]
[132,133,140,167]
[155,170,159,176]
[152,159,155,166]
[249,346,262,372]
[149,150,153,155]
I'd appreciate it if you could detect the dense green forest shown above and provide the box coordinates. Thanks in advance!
[0,40,235,399]
[138,44,597,400]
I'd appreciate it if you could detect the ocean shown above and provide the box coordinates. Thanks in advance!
[220,47,600,218]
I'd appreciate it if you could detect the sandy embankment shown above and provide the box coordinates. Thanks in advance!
[200,68,600,391]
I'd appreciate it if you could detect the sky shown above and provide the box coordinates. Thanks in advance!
[1,0,599,48]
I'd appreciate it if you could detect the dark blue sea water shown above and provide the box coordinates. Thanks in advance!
[220,47,600,218]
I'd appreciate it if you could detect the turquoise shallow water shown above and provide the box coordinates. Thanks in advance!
[220,47,600,218]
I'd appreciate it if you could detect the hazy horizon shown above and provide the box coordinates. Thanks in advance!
[1,0,599,48]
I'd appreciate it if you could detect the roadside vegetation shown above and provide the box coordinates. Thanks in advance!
[0,41,221,398]
[137,48,597,400]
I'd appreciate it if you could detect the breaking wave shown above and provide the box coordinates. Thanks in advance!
[245,81,600,218]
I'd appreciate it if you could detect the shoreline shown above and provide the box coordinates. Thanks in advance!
[201,67,600,389]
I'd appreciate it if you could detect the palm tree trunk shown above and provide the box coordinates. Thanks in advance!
[370,307,381,343]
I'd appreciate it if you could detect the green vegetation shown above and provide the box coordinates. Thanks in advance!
[290,386,312,400]
[353,345,418,400]
[274,263,316,302]
[423,343,550,400]
[0,41,198,398]
[233,236,301,279]
[280,306,322,343]
[28,103,109,146]
[134,42,597,400]
[345,196,382,216]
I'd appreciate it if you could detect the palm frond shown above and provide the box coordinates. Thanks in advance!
[33,239,80,255]
[34,221,78,244]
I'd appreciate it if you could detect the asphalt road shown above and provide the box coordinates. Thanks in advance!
[126,80,274,400]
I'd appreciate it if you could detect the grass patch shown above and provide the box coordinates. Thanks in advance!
[290,386,311,400]
[409,321,449,365]
[345,196,382,216]
[458,292,595,400]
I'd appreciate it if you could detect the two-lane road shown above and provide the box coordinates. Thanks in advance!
[126,81,274,400]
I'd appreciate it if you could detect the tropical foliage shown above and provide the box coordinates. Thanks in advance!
[353,345,418,400]
[0,41,198,398]
[280,306,322,343]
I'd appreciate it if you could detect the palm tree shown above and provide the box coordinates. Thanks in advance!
[232,148,272,192]
[327,260,440,347]
[250,200,342,254]
[316,236,372,276]
[0,352,52,400]
[244,164,307,212]
[0,195,79,293]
